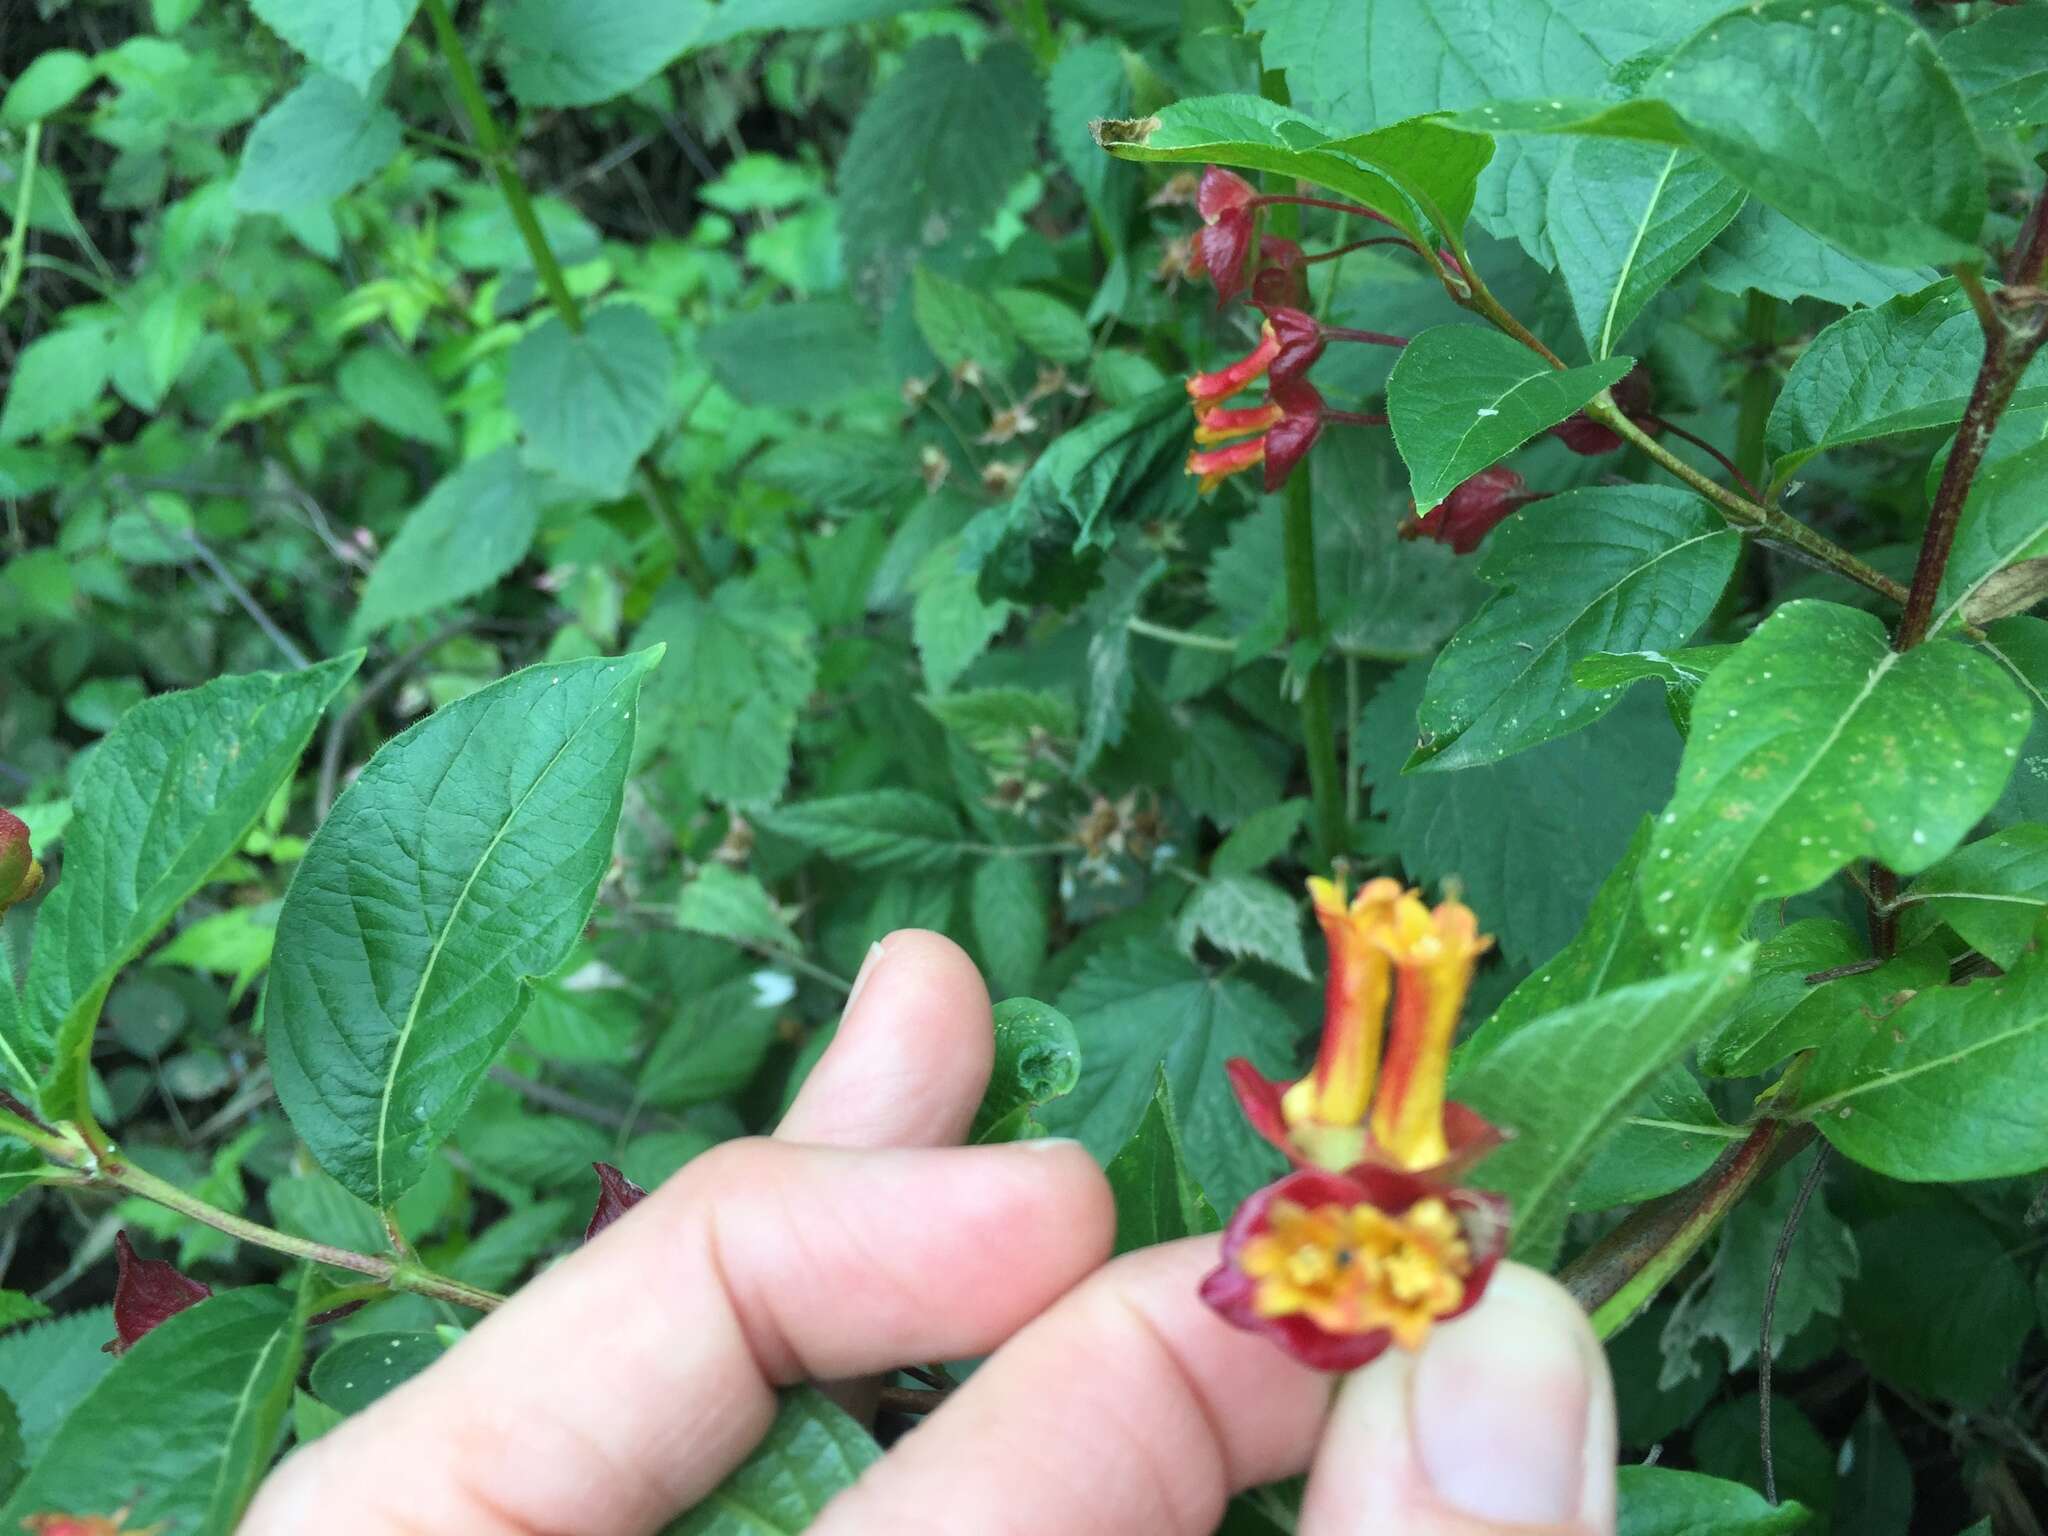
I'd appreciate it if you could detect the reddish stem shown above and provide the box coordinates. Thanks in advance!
[1643,417,1763,500]
[1249,194,1400,230]
[1323,409,1388,428]
[1304,237,1415,265]
[1322,324,1408,348]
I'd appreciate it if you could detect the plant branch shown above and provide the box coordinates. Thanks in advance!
[0,122,43,326]
[1646,417,1763,501]
[1564,1119,1814,1338]
[1759,1145,1830,1504]
[1735,293,1779,487]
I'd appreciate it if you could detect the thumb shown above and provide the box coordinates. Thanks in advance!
[1297,1264,1616,1536]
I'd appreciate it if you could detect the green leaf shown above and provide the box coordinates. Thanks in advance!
[0,1309,113,1462]
[1414,487,1737,771]
[1699,921,1945,1079]
[0,1290,302,1533]
[676,865,799,954]
[1572,645,1734,737]
[507,306,674,499]
[1616,1465,1811,1536]
[838,38,1042,302]
[249,0,419,93]
[1359,669,1682,967]
[1175,875,1311,980]
[1938,5,2048,135]
[1211,800,1308,878]
[1171,713,1285,827]
[970,997,1082,1144]
[911,266,1018,374]
[1698,201,1937,309]
[1931,439,2048,635]
[969,858,1049,1001]
[1548,142,1743,359]
[1571,1061,1738,1211]
[1451,950,1753,1267]
[351,449,549,641]
[633,578,817,806]
[922,687,1075,768]
[993,288,1093,367]
[1094,94,1492,251]
[1386,326,1633,511]
[336,346,452,450]
[1767,280,2048,483]
[0,1293,49,1332]
[232,72,401,212]
[26,656,360,1114]
[667,1388,880,1535]
[1834,1402,1913,1536]
[2,51,98,124]
[756,791,966,874]
[1048,39,1131,214]
[1901,825,2048,967]
[911,542,1012,695]
[309,1330,445,1415]
[697,301,883,411]
[268,651,659,1205]
[1844,1204,2032,1406]
[497,0,711,108]
[0,319,113,444]
[1047,938,1298,1211]
[1985,615,2048,827]
[1106,1070,1221,1255]
[1643,601,2028,956]
[1800,917,2048,1181]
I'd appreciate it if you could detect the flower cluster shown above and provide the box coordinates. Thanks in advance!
[1,807,42,917]
[1200,877,1511,1371]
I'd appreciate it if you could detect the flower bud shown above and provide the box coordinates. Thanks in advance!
[0,808,42,916]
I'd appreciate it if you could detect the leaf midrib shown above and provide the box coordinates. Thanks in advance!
[1799,1004,2044,1120]
[1598,148,1682,357]
[371,701,605,1202]
[1427,364,1609,503]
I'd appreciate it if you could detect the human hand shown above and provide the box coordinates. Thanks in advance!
[240,931,1617,1536]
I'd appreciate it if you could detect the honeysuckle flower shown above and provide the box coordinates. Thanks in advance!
[1187,377,1327,494]
[1401,467,1545,556]
[1186,436,1268,494]
[1202,878,1510,1371]
[104,1231,212,1356]
[585,1161,648,1242]
[1186,321,1280,404]
[0,807,42,917]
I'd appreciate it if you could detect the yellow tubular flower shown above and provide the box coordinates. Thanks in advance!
[1369,894,1492,1171]
[1281,878,1402,1169]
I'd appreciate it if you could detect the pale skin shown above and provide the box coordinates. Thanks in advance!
[241,931,1617,1536]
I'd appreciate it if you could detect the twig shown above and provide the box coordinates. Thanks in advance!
[1759,1147,1831,1503]
[1646,417,1764,501]
[0,122,43,325]
[174,525,311,670]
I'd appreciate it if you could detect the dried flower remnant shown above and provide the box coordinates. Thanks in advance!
[1201,879,1510,1371]
[103,1231,213,1355]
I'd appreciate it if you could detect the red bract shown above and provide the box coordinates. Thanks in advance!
[1251,237,1308,311]
[1197,165,1255,222]
[1200,1167,1509,1372]
[1190,213,1254,305]
[1402,468,1543,555]
[1263,378,1325,492]
[0,807,42,916]
[1265,307,1325,385]
[1552,366,1660,456]
[104,1232,211,1356]
[585,1161,648,1243]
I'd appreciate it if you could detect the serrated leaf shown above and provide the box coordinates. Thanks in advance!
[351,449,549,640]
[697,302,883,412]
[755,791,966,873]
[1698,201,1936,309]
[0,1309,113,1462]
[497,0,713,108]
[970,997,1081,1144]
[1047,939,1298,1210]
[1932,439,2048,636]
[0,319,114,444]
[268,652,659,1205]
[1800,916,2048,1181]
[26,656,360,1113]
[1387,326,1633,511]
[1106,1070,1221,1255]
[1642,601,2027,956]
[1572,645,1734,737]
[1548,141,1743,359]
[1616,1465,1811,1536]
[337,347,452,450]
[0,1290,301,1534]
[1211,800,1308,878]
[1451,950,1753,1267]
[839,38,1041,303]
[1901,825,2048,967]
[1176,875,1310,980]
[912,541,1012,695]
[633,579,818,806]
[667,1388,879,1535]
[232,72,401,213]
[1844,1205,2031,1407]
[1049,38,1131,213]
[969,859,1049,1000]
[921,687,1075,768]
[910,266,1018,374]
[507,306,674,499]
[1415,487,1736,771]
[1767,280,2048,483]
[1171,713,1284,827]
[676,865,800,953]
[249,0,419,93]
[1939,5,2048,135]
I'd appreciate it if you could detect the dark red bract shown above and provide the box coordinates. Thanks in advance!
[104,1231,212,1355]
[1263,378,1326,492]
[584,1161,649,1243]
[1403,468,1543,555]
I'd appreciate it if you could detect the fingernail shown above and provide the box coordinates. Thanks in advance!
[1018,1135,1086,1154]
[845,940,887,1016]
[1412,1288,1594,1525]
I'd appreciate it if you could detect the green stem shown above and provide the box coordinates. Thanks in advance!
[421,0,581,333]
[1566,1119,1811,1339]
[1283,473,1346,867]
[0,121,43,325]
[1735,292,1778,488]
[1127,616,1240,653]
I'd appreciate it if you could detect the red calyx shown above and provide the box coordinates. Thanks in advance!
[1197,166,1256,223]
[104,1232,212,1355]
[1251,238,1308,311]
[1263,378,1326,493]
[585,1162,649,1243]
[1264,307,1326,385]
[1552,366,1661,456]
[1403,468,1543,556]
